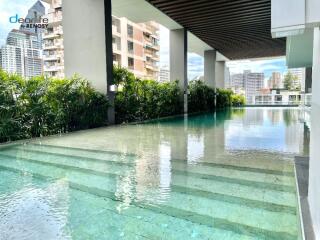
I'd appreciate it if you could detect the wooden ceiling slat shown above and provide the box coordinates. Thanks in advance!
[153,0,268,15]
[176,13,271,27]
[165,1,270,18]
[147,0,285,59]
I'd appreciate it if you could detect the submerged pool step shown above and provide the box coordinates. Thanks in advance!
[0,147,298,205]
[0,150,298,211]
[0,168,278,240]
[1,147,297,207]
[0,154,299,238]
[0,170,249,240]
[13,144,295,189]
[171,161,295,185]
[171,158,294,177]
[26,143,294,176]
[171,174,297,209]
[68,190,240,240]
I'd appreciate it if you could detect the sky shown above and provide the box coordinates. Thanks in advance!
[1,1,287,81]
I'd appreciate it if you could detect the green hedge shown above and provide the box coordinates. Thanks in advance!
[188,80,215,113]
[216,88,245,108]
[114,67,245,123]
[0,66,245,143]
[188,80,245,110]
[0,69,109,143]
[114,67,182,123]
[216,88,232,108]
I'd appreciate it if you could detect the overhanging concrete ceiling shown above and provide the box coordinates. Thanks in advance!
[146,0,286,60]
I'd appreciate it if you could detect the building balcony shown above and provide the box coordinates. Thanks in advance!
[44,64,64,72]
[47,13,63,26]
[43,44,56,50]
[43,33,56,39]
[152,55,160,61]
[43,29,63,39]
[112,27,121,37]
[43,44,63,50]
[145,43,160,51]
[112,44,121,54]
[43,55,59,61]
[150,34,159,40]
[145,63,159,71]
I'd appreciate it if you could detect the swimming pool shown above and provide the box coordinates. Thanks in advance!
[0,108,308,239]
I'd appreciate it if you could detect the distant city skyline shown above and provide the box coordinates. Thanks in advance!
[227,58,288,80]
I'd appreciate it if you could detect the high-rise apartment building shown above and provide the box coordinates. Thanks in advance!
[0,29,42,78]
[112,16,160,80]
[159,67,170,82]
[268,72,282,88]
[230,73,245,95]
[42,0,64,78]
[0,1,44,79]
[41,6,159,80]
[231,73,245,88]
[244,70,264,104]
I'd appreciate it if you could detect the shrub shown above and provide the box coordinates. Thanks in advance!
[0,66,245,143]
[114,66,182,123]
[231,94,246,106]
[188,80,215,113]
[216,88,233,108]
[0,69,109,143]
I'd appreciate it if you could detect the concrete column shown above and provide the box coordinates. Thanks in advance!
[104,0,115,124]
[170,28,188,113]
[215,61,226,88]
[204,50,216,88]
[309,27,320,240]
[62,0,115,123]
[305,67,313,93]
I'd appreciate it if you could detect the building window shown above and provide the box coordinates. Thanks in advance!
[127,41,134,54]
[127,24,133,38]
[151,37,158,46]
[128,57,134,69]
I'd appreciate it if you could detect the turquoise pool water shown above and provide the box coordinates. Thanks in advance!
[0,108,308,240]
